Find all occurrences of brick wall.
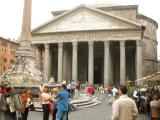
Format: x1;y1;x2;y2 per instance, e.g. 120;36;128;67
0;37;18;75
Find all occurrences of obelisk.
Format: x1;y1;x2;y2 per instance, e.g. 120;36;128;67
21;0;31;41
16;0;34;58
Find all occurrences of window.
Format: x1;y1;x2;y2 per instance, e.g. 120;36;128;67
4;58;7;62
10;59;14;63
4;48;6;53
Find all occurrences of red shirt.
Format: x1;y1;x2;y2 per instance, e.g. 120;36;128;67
0;89;7;94
87;87;93;94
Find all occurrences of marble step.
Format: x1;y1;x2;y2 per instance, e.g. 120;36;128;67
74;97;98;106
79;100;101;108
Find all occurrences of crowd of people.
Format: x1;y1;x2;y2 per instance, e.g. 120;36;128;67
0;81;35;120
0;80;70;120
97;84;160;120
1;79;160;120
132;85;160;120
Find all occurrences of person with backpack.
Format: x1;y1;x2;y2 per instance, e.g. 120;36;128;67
133;89;141;112
3;86;17;120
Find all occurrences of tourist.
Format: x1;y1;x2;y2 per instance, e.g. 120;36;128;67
51;88;59;120
108;86;113;104
150;95;160;119
150;95;160;108
99;84;104;94
0;81;7;94
112;85;138;120
56;84;69;120
3;86;17;120
0;81;7;120
75;81;80;99
41;84;52;120
87;85;94;101
19;88;35;120
66;81;71;96
70;80;75;99
133;88;141;112
61;80;67;85
112;86;118;98
146;93;152;116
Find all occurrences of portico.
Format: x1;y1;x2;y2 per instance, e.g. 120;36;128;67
35;39;141;85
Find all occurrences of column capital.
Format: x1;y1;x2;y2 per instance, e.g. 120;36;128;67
88;41;94;46
136;40;142;46
120;41;125;47
58;43;63;48
72;42;78;47
37;44;43;49
44;44;49;49
104;41;110;47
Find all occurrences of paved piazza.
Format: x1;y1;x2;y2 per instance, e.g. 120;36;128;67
28;94;149;120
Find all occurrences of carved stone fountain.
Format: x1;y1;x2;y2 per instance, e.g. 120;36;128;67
1;0;43;87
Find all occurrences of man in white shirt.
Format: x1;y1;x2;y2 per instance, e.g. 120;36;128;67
112;85;138;120
150;95;160;108
112;86;118;98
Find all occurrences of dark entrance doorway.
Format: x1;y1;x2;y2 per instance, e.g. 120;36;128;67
94;42;104;84
94;58;103;84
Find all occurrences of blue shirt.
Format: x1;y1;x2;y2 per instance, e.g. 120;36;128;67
56;89;69;111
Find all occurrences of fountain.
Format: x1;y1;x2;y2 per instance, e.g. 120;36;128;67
0;0;43;94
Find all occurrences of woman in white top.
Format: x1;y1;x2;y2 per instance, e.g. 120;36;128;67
41;85;52;120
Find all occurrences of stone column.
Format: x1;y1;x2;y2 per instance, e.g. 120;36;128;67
88;41;94;85
44;44;50;82
136;40;143;85
120;41;126;85
104;41;110;85
72;42;78;81
58;43;63;82
36;45;42;71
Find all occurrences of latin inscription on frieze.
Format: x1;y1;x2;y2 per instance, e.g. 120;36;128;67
32;31;141;44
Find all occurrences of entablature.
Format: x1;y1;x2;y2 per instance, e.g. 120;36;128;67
31;30;142;44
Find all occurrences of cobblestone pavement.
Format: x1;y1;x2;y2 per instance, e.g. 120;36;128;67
28;94;150;120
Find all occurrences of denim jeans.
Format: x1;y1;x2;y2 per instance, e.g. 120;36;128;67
70;89;74;99
56;110;68;120
88;94;92;101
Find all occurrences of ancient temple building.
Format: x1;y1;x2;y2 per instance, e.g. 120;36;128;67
31;4;158;85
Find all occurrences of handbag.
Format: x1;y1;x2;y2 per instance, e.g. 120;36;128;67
29;104;35;111
52;102;56;113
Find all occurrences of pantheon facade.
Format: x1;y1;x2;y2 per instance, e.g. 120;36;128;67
31;4;158;85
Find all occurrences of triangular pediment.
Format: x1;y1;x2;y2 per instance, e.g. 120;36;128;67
32;5;141;34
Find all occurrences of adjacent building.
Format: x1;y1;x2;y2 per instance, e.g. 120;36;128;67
158;60;160;71
0;37;18;75
31;4;158;85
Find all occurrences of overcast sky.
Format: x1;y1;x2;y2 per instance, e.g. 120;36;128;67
0;0;159;58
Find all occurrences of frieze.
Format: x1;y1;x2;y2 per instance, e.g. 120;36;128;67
31;31;141;44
